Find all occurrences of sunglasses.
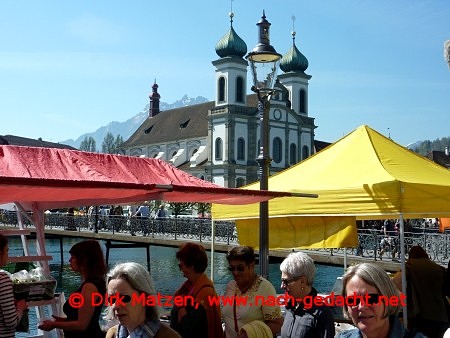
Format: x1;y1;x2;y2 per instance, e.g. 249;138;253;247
347;293;381;307
281;276;302;286
107;294;132;305
228;265;246;272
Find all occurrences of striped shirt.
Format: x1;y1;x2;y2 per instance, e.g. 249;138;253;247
0;270;21;338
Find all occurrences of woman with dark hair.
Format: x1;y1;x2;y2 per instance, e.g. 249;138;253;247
40;239;107;338
170;242;222;338
0;234;28;338
222;246;282;338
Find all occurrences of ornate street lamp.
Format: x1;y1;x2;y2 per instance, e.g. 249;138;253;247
246;11;281;278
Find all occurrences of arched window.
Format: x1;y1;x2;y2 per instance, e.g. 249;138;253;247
215;138;223;160
237;137;245;161
236;77;244;103
236;177;246;188
218;77;226;102
302;145;309;160
273;137;282;163
299;89;306;113
289;143;297;165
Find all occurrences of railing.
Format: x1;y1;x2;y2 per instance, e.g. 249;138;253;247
0;211;238;245
306;228;450;265
1;211;448;263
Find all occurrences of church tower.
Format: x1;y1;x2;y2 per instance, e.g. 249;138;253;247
212;12;248;106
209;12;259;187
277;25;315;161
149;81;161;117
278;30;311;116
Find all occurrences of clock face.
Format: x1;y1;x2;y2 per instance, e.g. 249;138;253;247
273;109;282;121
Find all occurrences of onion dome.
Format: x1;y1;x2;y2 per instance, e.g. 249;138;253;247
280;31;308;73
215;12;247;58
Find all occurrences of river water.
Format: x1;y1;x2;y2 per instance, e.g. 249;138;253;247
10;237;344;337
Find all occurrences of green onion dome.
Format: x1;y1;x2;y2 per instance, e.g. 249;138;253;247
280;31;308;73
215;12;247;58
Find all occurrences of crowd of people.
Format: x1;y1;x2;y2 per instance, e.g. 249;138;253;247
1;235;450;337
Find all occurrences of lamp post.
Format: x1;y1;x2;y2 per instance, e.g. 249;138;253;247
246;11;281;278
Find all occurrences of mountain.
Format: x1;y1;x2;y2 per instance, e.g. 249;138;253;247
60;95;209;149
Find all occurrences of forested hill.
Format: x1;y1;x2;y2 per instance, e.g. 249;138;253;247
411;136;450;155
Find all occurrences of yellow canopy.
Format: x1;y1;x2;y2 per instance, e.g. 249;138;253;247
212;125;450;249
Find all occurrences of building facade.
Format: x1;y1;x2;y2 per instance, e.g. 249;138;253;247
120;13;317;188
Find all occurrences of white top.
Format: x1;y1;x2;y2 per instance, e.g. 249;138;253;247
222;276;281;338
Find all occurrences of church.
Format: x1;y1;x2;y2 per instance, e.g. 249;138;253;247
120;12;322;188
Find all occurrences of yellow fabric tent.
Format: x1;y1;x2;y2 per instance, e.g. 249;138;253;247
212;125;450;249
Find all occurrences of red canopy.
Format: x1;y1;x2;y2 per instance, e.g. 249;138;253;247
0;145;291;210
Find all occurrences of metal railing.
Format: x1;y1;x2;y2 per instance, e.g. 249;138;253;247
0;211;238;245
307;228;450;265
1;211;448;263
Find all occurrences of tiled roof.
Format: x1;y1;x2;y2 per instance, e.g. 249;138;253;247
122;94;259;148
122;101;214;148
0;135;77;150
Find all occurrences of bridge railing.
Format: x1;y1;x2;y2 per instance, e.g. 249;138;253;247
306;228;450;264
0;211;238;245
1;211;448;262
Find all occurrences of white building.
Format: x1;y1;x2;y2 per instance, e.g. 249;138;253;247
121;13;320;188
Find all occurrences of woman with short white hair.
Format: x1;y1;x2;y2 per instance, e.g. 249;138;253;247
279;251;335;337
105;262;180;338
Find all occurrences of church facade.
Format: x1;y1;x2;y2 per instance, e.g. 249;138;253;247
120;13;317;188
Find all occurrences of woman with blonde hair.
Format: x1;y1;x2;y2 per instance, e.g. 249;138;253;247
336;262;425;338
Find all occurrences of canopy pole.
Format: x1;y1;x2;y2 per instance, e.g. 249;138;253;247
343;248;347;271
399;214;407;328
210;219;215;282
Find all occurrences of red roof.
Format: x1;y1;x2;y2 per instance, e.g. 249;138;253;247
0;145;290;210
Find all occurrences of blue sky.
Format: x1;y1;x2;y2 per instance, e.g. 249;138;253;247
1;0;449;147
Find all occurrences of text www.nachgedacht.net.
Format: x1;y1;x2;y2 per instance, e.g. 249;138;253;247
68;291;406;310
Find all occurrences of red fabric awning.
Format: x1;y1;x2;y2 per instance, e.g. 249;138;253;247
0;145;291;210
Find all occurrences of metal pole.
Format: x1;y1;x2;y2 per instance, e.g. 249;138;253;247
211;219;215;282
399;214;408;328
257;95;270;279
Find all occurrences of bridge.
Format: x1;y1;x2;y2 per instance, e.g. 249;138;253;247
1;211;449;272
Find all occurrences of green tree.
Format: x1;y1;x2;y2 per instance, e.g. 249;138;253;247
114;135;124;152
102;132;115;154
169;202;196;217
79;136;96;152
413;136;450;156
196;203;211;218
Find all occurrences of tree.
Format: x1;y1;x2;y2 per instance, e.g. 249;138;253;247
102;132;116;154
196;203;211;218
413;137;450;156
114;135;124;152
79;136;97;152
168;202;196;218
